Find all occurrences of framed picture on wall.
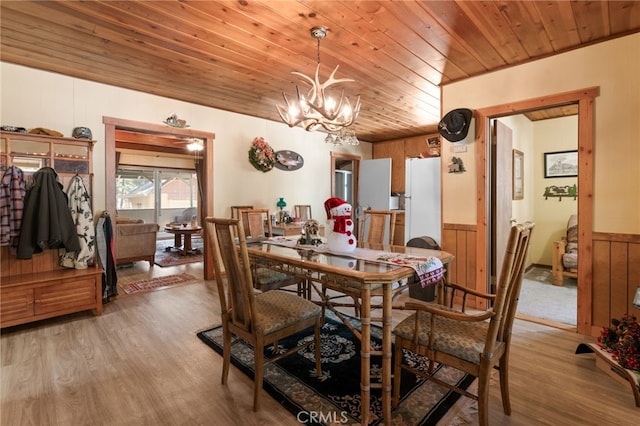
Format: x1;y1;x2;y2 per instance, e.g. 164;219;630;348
544;150;578;178
512;149;524;200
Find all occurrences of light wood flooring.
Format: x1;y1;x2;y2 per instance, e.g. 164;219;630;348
1;261;638;425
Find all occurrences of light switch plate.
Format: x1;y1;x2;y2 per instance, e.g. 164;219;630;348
453;142;467;153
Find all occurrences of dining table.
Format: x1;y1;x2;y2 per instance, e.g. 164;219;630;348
266;222;326;237
163;225;202;255
245;237;454;425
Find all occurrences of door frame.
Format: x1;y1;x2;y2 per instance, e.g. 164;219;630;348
474;87;598;335
103;117;215;279
331;151;361;233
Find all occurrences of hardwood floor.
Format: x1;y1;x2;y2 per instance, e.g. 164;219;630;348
1;261;638;425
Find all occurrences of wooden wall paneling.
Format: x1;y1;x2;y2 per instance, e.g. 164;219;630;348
610;242;629;321
628;243;640;313
592;240;611;328
442;228;458;284
441;225;480;308
455;230;468;289
404;136;428;157
466;228;480;308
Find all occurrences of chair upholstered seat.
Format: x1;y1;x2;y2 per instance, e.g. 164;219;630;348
393;310;491;365
254;290;322;334
254;267;300;291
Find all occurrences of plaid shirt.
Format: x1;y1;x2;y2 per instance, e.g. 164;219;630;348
0;166;26;247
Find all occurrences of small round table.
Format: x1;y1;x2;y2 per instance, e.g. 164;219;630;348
164;225;202;256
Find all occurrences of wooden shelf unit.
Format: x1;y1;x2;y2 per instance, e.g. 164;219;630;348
0;131;102;328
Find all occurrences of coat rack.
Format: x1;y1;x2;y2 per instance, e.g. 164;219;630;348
544;184;577;201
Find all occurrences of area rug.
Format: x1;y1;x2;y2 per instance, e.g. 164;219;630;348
197;312;474;425
121;273;197;294
154;238;203;267
517;266;577;325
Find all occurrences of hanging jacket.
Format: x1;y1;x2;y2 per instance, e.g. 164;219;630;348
17;167;80;259
60;175;95;269
96;212;118;300
0;166;26;249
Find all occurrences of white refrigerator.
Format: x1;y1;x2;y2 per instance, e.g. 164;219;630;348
358;158;393;242
405;157;441;245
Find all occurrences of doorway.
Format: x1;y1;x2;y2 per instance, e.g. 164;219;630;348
490;114;578;328
476;87;597;334
331;151;360;229
103;117;215;279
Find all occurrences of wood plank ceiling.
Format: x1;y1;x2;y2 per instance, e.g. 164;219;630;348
1;1;639;143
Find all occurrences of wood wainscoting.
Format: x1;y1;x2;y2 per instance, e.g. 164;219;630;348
592;232;640;336
442;224;640;336
441;223;481;307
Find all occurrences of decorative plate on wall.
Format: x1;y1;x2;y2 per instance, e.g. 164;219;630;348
274;150;304;171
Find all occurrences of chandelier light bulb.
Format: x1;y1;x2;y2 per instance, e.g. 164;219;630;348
275;26;361;134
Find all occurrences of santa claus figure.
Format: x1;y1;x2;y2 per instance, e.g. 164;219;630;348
324;197;357;253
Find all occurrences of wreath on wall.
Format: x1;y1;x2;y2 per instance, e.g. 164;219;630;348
248;137;275;172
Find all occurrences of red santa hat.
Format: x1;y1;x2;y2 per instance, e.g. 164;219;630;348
324;197;348;219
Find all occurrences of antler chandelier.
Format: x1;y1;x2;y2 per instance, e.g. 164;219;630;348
276;26;361;134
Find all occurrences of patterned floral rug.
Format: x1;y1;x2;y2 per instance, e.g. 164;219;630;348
121;273;197;294
154;238;203;267
197;311;474;425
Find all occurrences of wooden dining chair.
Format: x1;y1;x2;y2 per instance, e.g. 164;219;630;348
230;205;254;219
238;208;309;297
238;208;270;240
320;209;398;317
358;209;397;244
392;222;535;426
205;217;322;411
294;205;312;221
321;208;399;316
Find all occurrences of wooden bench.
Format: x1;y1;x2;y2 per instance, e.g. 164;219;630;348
1;246;103;328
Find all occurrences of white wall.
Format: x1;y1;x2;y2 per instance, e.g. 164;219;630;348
441;33;640;234
533;116;579;265
493;115;579;265
1;63;371;221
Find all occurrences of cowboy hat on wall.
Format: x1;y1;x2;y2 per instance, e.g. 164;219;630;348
438;108;474;142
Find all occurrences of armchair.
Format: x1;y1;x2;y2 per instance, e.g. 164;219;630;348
115;217;159;267
392;222;535;426
552;214;578;286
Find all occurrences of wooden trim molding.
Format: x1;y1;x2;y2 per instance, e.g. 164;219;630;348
593;232;640;243
474;87;599;335
443;223;477;232
103;116;216;279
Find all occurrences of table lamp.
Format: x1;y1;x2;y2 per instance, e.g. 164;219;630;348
276;197;287;223
634;286;640;309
